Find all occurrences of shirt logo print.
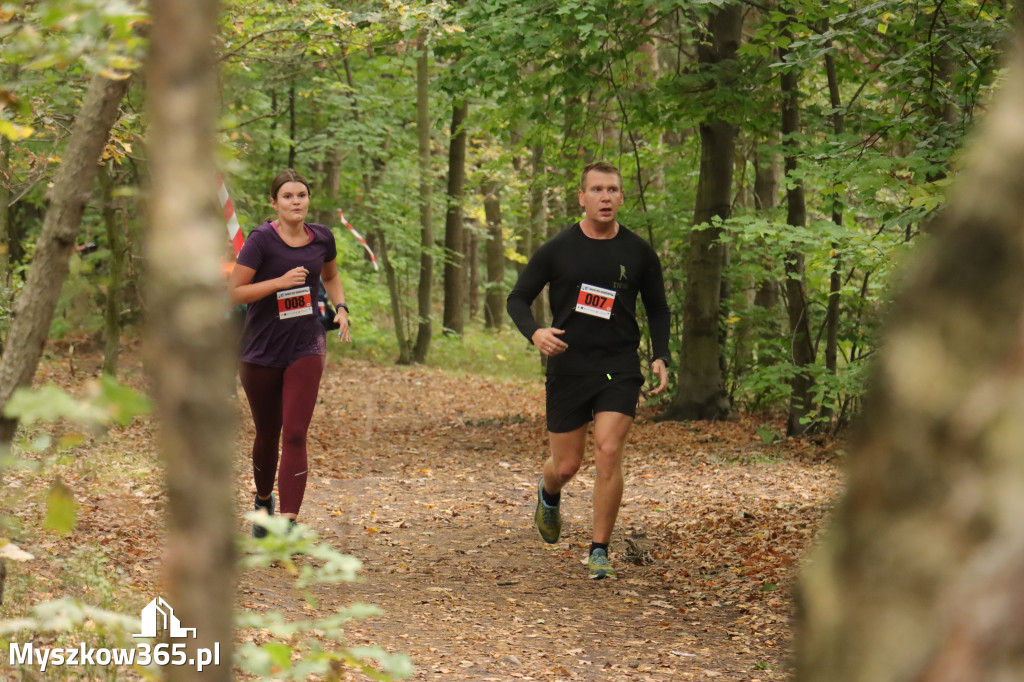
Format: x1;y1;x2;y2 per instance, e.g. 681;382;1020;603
619;265;627;280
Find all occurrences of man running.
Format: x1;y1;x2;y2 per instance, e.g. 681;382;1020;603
507;160;671;580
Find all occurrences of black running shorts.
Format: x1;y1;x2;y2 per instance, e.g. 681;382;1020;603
545;372;644;433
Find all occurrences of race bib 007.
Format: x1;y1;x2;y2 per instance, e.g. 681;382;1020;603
575;283;616;319
277;286;313;319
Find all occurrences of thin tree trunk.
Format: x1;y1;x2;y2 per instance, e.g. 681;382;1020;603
527;143;548;330
287;82;297;169
0;134;10;357
316;146;342;226
99;162;125;376
442;100;468;336
752;145;783;381
340;54;408;362
662;4;741;422
822;33;844;425
0;73;130;445
413;39;433;363
269;90;278;165
0;135;9;291
467;227;480;320
145;0;235;677
376;229;411;363
561;97;583;225
483;179;504;328
780;21;816;437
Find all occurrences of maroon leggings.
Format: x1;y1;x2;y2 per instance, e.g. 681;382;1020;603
239;355;325;515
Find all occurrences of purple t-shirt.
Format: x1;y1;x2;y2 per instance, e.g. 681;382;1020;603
236;221;338;367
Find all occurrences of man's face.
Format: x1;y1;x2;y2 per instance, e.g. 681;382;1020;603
578;170;624;226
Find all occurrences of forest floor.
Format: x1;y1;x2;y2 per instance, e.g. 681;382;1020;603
7;340;844;681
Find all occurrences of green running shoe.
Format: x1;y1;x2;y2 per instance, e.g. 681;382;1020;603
534;478;561;544
588;548;617;580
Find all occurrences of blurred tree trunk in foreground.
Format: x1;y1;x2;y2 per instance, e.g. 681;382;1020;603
795;27;1024;682
145;0;235;678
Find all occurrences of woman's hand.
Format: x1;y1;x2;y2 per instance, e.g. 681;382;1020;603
334;309;351;343
276;266;308;289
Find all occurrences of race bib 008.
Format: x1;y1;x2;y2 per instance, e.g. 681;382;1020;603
277;286;313;319
575;283;616;319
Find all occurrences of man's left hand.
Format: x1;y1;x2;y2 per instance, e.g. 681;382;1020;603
650;359;668;395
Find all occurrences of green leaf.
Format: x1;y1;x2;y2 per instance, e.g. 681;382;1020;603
262;641;294;669
96;375;152;425
0;119;34;140
4;385;105;424
44;478;78;534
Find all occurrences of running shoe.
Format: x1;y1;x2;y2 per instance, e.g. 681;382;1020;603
253;493;274;539
588;548;617;580
534;477;562;544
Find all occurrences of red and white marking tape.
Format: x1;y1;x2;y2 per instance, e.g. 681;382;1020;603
217;173;245;256
338;209;379;271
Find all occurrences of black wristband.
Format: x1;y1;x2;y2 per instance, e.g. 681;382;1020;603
653;355;669;367
335;302;349;313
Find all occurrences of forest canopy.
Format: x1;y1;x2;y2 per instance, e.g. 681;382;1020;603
0;0;1013;431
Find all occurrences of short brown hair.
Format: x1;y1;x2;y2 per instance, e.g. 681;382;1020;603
580;161;622;190
270;169;311;201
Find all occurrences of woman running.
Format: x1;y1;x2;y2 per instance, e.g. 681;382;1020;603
228;169;351;536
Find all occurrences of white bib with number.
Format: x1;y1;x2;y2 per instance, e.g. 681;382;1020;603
575;283;616;319
277;286;313;319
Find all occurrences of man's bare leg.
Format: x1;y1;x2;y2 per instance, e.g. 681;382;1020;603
543;424;587;495
591;411;634;544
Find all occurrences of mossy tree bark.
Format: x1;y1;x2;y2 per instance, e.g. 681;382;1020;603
795;29;1024;682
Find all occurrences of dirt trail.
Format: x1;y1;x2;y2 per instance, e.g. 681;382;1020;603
237;359;842;681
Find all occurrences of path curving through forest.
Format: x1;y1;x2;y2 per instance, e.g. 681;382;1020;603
236;359;842;681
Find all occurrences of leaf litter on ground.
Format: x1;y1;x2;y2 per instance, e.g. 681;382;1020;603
7;340;844;680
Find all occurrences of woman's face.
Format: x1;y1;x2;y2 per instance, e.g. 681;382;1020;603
271;181;310;223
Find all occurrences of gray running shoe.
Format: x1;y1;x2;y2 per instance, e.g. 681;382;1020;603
534;478;561;544
588;548;617;580
253;493;274;539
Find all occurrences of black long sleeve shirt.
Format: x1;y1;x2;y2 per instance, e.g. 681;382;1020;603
507;223;671;375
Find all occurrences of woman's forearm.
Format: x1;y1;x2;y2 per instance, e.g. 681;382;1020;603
229;277;282;305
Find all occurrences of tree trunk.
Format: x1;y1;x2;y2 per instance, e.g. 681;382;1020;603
287;82;297;169
795;28;1024;681
752;142;783;372
0;134;10;357
661;5;741;422
822;34;845;426
375;229;411;364
442;100;468;336
316;146;342;226
145;0;235;677
0;135;9;292
0;73;130;444
269;90;278;166
340;54;409;363
780;23;816;437
483;179;504;329
413;40;433;363
527;143;548;330
467;226;480;320
99;162;125;376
